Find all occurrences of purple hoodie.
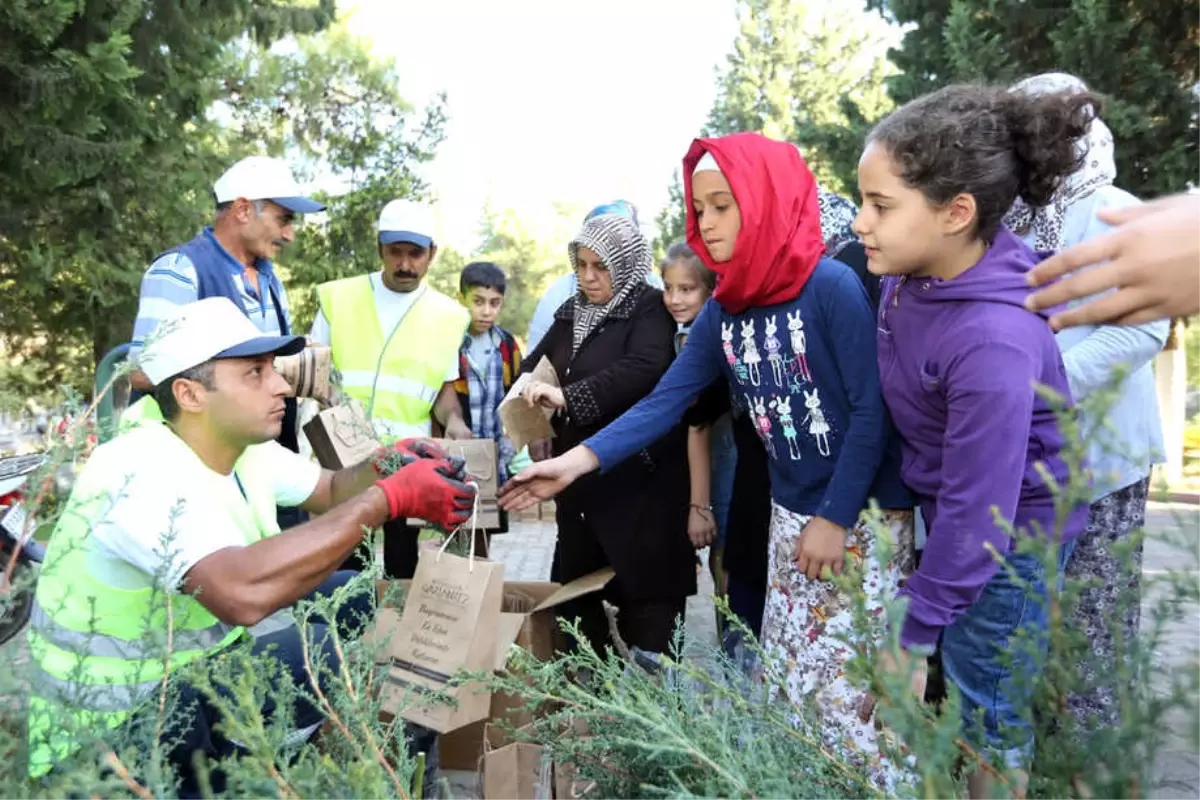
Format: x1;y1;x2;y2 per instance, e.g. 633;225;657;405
877;228;1088;650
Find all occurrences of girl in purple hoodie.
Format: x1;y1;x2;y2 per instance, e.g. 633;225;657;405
854;84;1093;797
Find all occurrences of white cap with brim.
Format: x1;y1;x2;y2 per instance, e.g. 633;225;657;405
377;198;435;249
139;297;306;386
213;156;326;215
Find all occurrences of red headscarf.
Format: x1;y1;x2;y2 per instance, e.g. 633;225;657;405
683;133;825;314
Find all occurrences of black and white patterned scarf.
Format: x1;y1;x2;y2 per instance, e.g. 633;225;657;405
817;189;859;257
567;213;652;354
1003;72;1117;251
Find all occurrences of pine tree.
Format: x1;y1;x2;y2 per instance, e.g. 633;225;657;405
868;0;1199;198
0;3;445;403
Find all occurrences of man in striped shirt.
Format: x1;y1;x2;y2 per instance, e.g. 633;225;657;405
129;156;324;395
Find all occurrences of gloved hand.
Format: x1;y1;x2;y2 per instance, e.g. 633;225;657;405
372;438;460;476
391;438;451;462
375;457;477;531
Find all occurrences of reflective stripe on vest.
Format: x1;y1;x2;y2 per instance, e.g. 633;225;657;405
27;397;280;777
337;371;440;406
248;608;297;639
316;276;467;430
30;664;161;712
30;600;236;659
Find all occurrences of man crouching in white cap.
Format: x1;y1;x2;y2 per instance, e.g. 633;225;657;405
27;298;474;796
310;198;471;580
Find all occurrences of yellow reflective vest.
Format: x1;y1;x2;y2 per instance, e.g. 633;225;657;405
26;398;280;776
316;276;468;438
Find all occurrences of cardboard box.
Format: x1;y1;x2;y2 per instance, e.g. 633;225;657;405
411;438;499;529
378;568;616;768
303;403;379;470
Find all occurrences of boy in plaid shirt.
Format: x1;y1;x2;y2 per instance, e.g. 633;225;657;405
453;262;522;528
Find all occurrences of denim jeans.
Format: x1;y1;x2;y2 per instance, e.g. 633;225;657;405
940;542;1074;770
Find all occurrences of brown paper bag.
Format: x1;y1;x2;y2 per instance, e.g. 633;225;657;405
483;739;553;800
377;540;505;733
499;356;560;451
411;438;499;529
552;717;596;799
302;403;379;470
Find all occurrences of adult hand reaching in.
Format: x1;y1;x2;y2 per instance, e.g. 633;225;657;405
522;380;566;411
1025;192;1200;329
443;416;473;441
498;446;600;512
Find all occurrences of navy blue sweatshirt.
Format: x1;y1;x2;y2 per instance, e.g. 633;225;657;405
586;257;910;527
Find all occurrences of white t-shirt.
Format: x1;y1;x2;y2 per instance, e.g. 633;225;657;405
310;274;459;384
85;425;322;592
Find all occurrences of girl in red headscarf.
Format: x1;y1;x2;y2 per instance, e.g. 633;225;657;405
501;133;914;792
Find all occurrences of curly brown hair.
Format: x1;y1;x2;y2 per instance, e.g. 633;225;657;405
867;83;1102;241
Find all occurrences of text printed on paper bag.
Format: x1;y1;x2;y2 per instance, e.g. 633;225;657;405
405;578;475;671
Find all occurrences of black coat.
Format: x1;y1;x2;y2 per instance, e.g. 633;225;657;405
523;286;695;602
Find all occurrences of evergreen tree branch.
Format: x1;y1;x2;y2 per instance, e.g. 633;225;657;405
298;625;409;799
101;747;154;800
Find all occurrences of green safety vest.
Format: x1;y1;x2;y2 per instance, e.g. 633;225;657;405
316;276;468;437
26;398;282;776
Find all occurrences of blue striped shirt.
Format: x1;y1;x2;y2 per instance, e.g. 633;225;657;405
130;229;291;357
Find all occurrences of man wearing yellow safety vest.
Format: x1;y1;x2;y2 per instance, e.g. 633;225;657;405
310;198;472;579
27;298;475;796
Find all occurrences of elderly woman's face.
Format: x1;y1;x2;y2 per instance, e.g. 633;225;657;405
574;246;614;304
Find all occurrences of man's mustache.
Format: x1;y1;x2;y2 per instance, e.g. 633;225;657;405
393;270;419;280
272;239;290;248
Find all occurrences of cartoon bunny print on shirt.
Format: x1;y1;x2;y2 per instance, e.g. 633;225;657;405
769;394;802;460
741;320;762;387
723;321;749;384
747;393;777;458
801;388;832;456
764;315;785;387
786;311;812;383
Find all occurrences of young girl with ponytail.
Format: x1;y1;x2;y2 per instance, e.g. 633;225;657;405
855;84;1095;797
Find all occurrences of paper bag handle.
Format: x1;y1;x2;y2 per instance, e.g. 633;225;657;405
437;480;481;571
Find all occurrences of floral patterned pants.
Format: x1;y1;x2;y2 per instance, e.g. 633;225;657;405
760;503;916;793
1065;478;1149;727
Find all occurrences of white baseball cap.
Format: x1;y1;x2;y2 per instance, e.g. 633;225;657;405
140;298;305;386
377;198;435;248
213;156;325;214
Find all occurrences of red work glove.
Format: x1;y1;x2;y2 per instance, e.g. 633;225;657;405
392;438;450;461
375;457;477;531
373;438;456;475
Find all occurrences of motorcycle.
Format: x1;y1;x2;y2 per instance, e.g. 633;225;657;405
0;454;49;645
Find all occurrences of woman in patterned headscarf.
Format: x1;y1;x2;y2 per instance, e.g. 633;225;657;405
519;213;694;655
816;187;882;309
1004;72;1169;730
